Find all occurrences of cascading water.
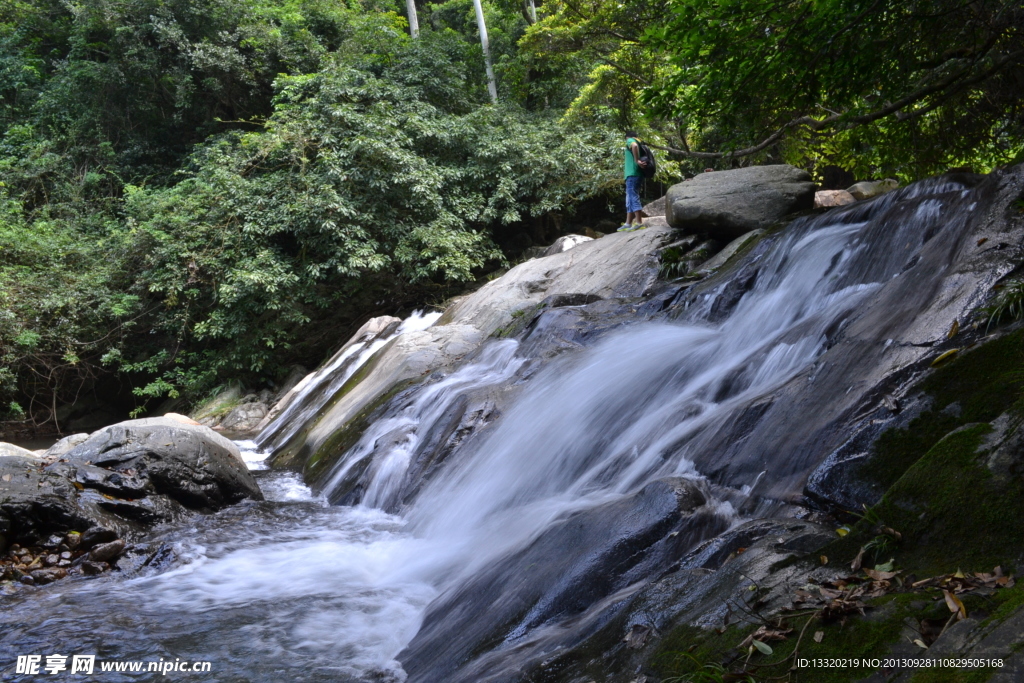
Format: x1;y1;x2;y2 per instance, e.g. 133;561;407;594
0;174;1002;683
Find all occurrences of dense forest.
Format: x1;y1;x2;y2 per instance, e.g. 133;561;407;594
1;0;1021;433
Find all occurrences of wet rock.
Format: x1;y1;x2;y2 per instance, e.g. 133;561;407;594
400;478;722;682
274;324;488;478
80;560;109;575
255;316;403;444
79;526;118;550
89;539;125;563
693;230;764;277
665;165;815;241
0;455;99;545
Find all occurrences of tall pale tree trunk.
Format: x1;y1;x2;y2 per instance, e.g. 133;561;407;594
525;0;537;24
472;0;498;102
406;0;420;37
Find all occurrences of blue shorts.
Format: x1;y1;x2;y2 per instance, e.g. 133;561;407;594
625;175;643;213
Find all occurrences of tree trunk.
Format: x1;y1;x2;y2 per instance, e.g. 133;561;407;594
524;0;537;24
406;0;420;37
472;0;498;102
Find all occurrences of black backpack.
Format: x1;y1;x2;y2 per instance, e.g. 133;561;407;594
636;140;657;179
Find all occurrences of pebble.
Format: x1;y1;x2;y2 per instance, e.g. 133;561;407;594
89;539;125;563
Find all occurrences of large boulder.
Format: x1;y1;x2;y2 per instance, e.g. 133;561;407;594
58;417;261;511
665;165;816;241
439;226;672;336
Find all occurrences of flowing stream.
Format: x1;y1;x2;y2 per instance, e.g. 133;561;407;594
0;177;987;682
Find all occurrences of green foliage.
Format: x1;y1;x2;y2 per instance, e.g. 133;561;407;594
0;0;623;426
644;0;1024;179
981;280;1024;331
524;0;1024;180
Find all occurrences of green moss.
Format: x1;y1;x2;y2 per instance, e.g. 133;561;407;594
867;422;1024;574
858;329;1024;494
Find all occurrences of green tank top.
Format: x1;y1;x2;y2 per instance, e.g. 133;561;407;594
624;138;642;178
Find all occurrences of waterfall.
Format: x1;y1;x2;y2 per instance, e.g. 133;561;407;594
0;173;1001;683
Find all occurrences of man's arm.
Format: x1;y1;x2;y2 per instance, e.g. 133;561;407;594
631;141;647;167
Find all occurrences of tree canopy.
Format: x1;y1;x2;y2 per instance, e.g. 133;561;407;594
1;0;1022;432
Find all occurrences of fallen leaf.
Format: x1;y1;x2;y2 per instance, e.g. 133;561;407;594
931;349;960;367
864;568;899;581
977;238;988;246
913;639;929;649
813;631;824;643
943;590;967;620
947;320;959;339
752;639;773;655
850;547;866;571
820;555;829;565
1;474;11;482
836;526;850;537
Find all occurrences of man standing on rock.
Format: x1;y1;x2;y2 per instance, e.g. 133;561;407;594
619;130;648;232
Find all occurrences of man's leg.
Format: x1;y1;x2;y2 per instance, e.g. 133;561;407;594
626;176;644;229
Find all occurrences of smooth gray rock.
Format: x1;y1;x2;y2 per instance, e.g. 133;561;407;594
44;433;90;458
62;418;262;510
0;443;41;460
439;226;672;336
665;165;815;241
255;316;402;437
276;324;488;476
